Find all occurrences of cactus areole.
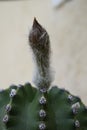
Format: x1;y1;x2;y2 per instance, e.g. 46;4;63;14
0;18;87;130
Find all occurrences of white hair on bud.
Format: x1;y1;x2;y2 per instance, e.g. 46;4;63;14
29;18;53;89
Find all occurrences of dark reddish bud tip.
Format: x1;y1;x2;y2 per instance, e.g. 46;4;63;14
33;18;41;29
29;18;46;44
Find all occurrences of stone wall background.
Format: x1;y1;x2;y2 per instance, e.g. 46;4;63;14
0;0;87;105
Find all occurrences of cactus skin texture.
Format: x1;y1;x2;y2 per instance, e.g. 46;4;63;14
0;83;87;130
0;19;87;130
0;85;17;130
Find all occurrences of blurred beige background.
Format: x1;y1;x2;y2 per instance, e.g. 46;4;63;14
0;0;87;105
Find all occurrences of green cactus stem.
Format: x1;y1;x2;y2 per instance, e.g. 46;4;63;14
0;85;17;130
0;84;87;130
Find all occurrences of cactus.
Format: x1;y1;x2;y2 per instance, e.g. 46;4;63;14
0;18;87;130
